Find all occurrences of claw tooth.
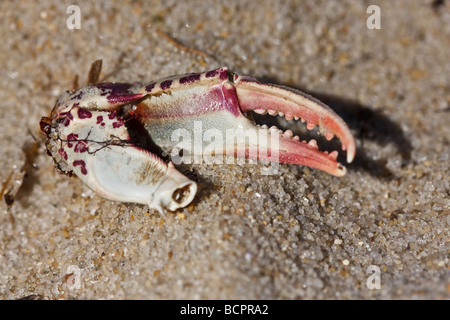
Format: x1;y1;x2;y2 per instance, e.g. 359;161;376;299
285;114;294;120
300;118;306;123
302;140;307;144
268;109;277;116
284;129;293;138
329;150;339;160
254;109;268;115
293;135;300;141
308;139;318;149
325;132;335;141
306;122;316;130
294;116;300;121
278;112;285;117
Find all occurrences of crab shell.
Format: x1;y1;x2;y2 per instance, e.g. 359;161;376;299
40;67;355;213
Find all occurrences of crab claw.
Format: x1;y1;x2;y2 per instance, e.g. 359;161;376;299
135;67;355;177
41;65;357;213
233;75;356;176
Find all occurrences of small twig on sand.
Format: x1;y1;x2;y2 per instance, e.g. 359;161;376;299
86;59;103;85
156;29;212;59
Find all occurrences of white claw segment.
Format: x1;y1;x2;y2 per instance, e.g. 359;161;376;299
84;145;196;213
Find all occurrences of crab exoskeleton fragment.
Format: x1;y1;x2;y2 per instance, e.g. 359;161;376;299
40;67;355;213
